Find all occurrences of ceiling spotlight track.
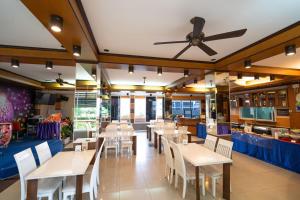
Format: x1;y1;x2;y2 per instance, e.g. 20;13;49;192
157;67;162;76
128;65;134;74
154;16;247;59
11;59;19;68
244;60;252;69
45;61;53;70
73;45;81;57
184;69;189;77
285;44;296;56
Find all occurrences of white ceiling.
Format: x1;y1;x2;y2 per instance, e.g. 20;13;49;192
106;68;183;86
254;48;300;69
0;0;63;49
82;0;300;61
0;62;75;84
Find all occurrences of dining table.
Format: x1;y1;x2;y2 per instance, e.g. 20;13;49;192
26;150;95;200
177;143;233;200
154;130;192;154
73;137;97;150
98;131;137;155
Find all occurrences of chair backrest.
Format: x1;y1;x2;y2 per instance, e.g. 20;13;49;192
169;141;186;178
120;120;128;124
165;122;175;128
216;138;233;158
120;123;129;130
35;141;52;165
178;126;188;134
203;135;218;151
106;124;118;132
149;120;156;125
14;148;37;200
161;136;173;167
157;119;164;123
112;120;119;124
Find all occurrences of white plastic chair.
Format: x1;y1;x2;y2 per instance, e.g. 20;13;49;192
161;136;174;184
178;126;188;134
205;138;233;198
149;119;156;125
14;148;62;200
111;120;119;124
35;141;52;165
169;142;205;198
62;148;100;200
104;136;119;159
203;135;218;151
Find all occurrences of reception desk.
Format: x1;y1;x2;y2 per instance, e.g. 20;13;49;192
177;118;202;135
232;131;300;173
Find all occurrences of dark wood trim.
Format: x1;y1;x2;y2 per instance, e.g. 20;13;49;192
223;163;231;200
132;135;137;155
195;166;200;200
75;59;99;64
74;0;100;54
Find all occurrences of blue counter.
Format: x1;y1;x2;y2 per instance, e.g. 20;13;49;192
232;131;300;173
197;123;207;139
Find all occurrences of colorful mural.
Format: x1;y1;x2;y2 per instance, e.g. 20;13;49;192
0;85;34;123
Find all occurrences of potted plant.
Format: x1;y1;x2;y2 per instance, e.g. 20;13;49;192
61;117;72;144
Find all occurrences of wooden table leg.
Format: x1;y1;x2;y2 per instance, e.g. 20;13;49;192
223;163;231;200
154;132;157;148
75;175;83;200
195;166;200;200
132;135;137;155
149;127;152;142
147;127;149;139
188;134;192;143
27;179;38;200
159;135;162;154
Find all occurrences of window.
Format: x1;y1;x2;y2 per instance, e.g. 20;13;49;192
156;97;163;119
172;100;201;118
134;97;146;122
120;96;130;120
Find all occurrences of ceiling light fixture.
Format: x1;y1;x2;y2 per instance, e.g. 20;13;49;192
157;67;162;76
50;15;63;32
270;74;275;81
128;65;134;74
92;68;96;78
285;45;296;56
194;78;198;84
11;59;19;68
244;60;252;69
73;45;81;57
254;74;259;80
184;69;189;77
237;73;242;79
45;61;53;70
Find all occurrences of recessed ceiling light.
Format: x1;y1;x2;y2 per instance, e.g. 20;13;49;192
157;67;162;76
128;65;134;74
73;45;81;57
11;59;19;68
244;60;252;69
184;69;189;77
211;58;216;62
45;61;53;70
285;45;296;56
50;15;63;33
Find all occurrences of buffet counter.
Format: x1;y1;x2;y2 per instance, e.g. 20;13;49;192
232;131;300;173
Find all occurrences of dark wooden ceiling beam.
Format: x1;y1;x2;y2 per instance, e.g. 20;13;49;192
21;0;98;61
99;53;215;69
0;46;75;66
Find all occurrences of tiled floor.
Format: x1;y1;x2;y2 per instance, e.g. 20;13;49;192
1;131;300;200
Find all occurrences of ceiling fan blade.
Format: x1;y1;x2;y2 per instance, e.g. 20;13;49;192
154;41;189;45
203;28;247;42
173;44;192;59
192;17;205;37
197;43;217;56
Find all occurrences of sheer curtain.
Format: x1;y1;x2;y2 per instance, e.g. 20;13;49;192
134;96;146;123
120;96;130;120
156;97;163;119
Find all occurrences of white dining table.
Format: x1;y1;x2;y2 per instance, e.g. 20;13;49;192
154;130;192;154
99;131;137;155
177;143;233;200
26;150;95;200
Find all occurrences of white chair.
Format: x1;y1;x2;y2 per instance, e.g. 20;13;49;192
169;142;205;198
150;122;164;145
104;136;119;159
205;139;233;198
203;135;218;151
105;124;118;132
35;141;52;165
178;126;188;134
14;148;62;200
149;119;156;125
161;136;174;184
111;120;119;124
62;148;100;200
120;120;128;124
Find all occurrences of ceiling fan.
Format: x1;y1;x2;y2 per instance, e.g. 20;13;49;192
154;17;247;59
55;73;75;86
